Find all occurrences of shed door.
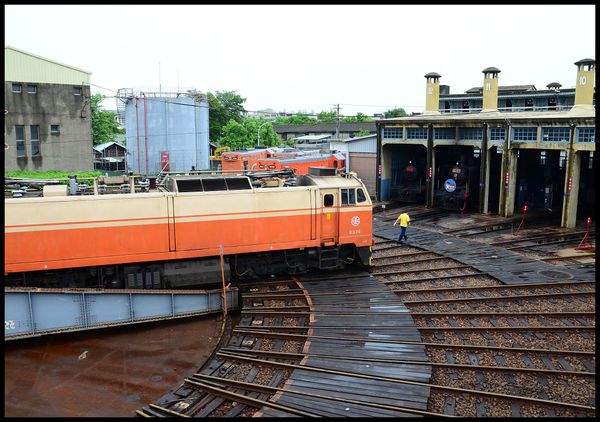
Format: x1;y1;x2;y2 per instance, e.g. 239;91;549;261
321;190;338;246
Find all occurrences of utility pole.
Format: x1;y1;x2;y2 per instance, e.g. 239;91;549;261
334;104;341;140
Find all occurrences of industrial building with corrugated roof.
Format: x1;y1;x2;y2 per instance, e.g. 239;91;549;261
4;45;94;172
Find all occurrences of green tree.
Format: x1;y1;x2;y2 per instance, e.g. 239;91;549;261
274;114;316;125
218;120;247;150
350;129;372;138
317;110;337;123
205;90;246;141
383;107;408;118
343;112;373;122
91;93;123;145
218;118;280;149
245;118;280;147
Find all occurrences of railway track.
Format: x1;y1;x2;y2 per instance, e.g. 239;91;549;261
371;236;595;417
137;225;594;418
137;275;439;417
381;206;596;268
137;278;309;417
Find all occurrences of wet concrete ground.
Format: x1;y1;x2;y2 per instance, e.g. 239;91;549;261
4;314;223;417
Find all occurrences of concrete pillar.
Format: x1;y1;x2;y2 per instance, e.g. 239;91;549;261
478;123;489;213
498;129;509;215
482;147;491;214
561;125;580;228
504;149;518;217
426;124;434;207
376;123;382;201
380;144;394;201
498;125;517;217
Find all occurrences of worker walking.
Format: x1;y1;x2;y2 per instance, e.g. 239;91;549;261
393;211;410;243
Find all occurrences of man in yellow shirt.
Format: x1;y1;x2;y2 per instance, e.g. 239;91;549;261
393;211;410;242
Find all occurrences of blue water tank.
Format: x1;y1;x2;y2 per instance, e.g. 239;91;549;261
125;94;209;175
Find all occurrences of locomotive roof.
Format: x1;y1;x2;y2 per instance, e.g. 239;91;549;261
299;174;363;188
164;175;253;193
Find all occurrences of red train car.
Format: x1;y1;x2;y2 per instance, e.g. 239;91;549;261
220;147;300;173
221;149;268;173
257;152;346;175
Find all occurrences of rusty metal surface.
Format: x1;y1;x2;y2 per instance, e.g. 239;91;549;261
4;314;223;417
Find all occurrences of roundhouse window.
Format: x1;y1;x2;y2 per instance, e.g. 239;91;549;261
577;127;595;143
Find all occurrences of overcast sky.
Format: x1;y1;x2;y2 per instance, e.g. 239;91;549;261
5;4;596;116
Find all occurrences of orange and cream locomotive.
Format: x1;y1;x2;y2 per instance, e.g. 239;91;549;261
5;169;372;289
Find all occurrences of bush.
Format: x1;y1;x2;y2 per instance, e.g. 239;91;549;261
5;170;103;185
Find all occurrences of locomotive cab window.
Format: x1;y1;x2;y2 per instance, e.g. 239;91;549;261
341;188;356;206
323;194;334;207
357;188;367;203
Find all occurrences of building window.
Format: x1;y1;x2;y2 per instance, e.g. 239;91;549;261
577;127;595;143
27;84;38;94
383;127;403;139
539;151;546;165
50;124;60;135
512;127;537;142
15;125;26;157
30;125;40;156
12;83;22;93
459;127;482;140
489;128;506;141
542;127;570;142
589;152;594;169
434;127;455;140
406;127;428;140
73;86;83;96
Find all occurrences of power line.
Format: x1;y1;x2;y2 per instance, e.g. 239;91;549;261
89;83;118;93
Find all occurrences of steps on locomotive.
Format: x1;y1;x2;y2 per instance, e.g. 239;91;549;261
317;247;340;269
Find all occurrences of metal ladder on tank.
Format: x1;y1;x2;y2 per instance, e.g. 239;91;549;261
115;88;133;127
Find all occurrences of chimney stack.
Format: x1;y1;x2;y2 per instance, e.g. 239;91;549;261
481;67;501;112
424;72;441;115
572;58;595;111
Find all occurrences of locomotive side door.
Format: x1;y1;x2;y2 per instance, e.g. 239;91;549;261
320;189;338;246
